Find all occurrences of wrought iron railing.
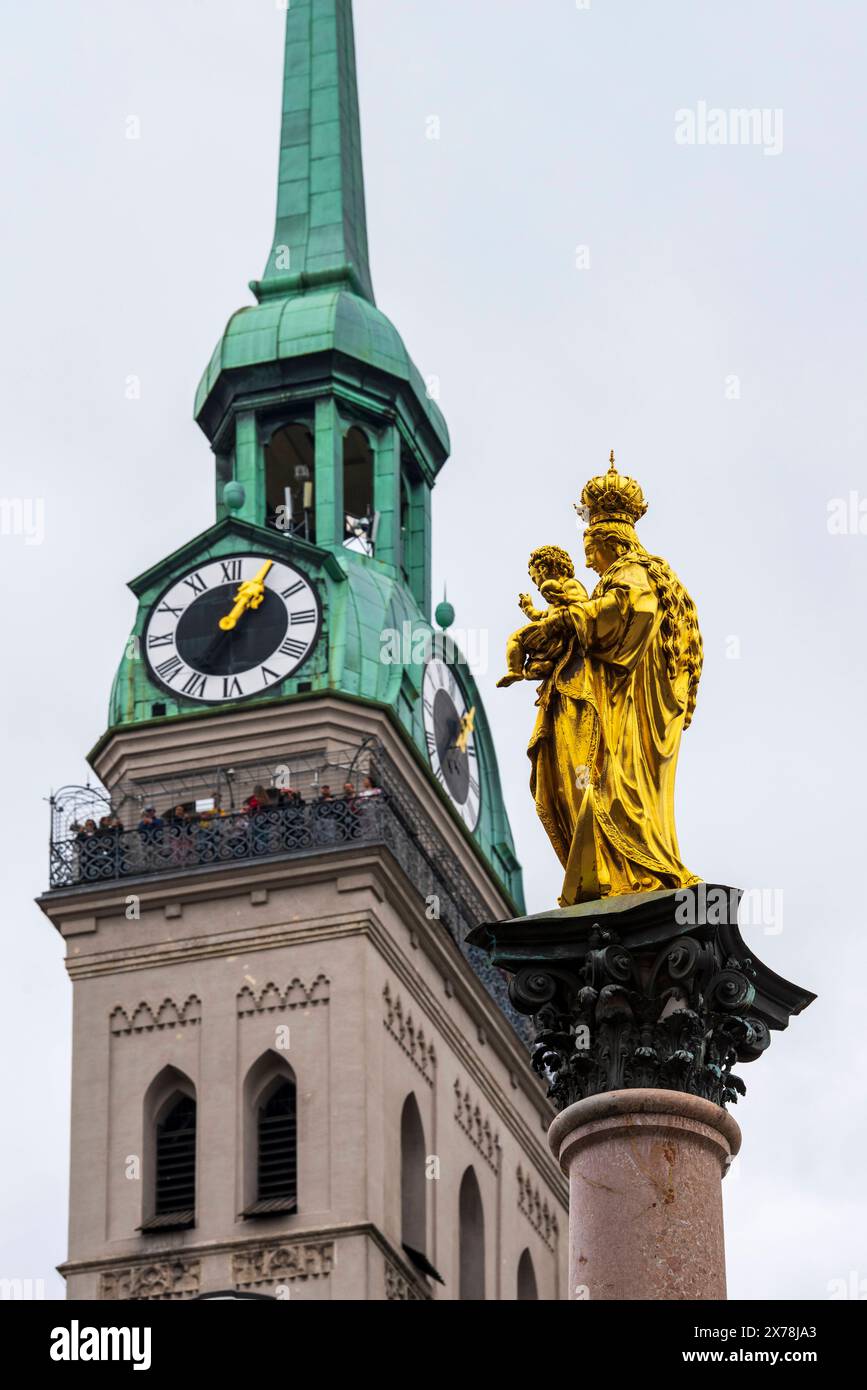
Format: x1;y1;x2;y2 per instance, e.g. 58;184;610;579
47;748;531;1043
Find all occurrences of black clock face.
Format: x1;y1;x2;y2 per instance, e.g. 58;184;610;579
175;587;288;676
422;659;481;831
143;555;320;704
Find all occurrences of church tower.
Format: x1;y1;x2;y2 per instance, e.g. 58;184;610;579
40;0;567;1301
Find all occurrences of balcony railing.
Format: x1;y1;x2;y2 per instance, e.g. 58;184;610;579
57;798;388;887
46;744;531;1044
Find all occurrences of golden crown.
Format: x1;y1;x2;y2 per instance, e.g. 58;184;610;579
579;450;648;527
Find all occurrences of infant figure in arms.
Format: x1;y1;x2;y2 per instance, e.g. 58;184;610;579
497;552;588;688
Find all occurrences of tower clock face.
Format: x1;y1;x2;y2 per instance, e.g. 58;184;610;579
143;554;320;704
422;659;481;831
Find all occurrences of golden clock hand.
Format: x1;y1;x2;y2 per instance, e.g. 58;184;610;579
455;705;476;753
218;560;274;631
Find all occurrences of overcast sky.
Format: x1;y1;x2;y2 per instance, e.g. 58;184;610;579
1;0;865;1301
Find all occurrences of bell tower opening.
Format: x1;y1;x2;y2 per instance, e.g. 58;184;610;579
265;423;316;540
343;425;375;555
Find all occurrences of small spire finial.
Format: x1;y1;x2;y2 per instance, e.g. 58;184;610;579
609;449;616;472
435;584;455;631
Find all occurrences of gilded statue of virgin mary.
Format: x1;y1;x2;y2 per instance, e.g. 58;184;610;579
499;454;703;907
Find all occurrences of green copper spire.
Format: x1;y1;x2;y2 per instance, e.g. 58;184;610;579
108;0;523;913
253;0;375;304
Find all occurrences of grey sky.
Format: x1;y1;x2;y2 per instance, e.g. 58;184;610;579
1;0;864;1300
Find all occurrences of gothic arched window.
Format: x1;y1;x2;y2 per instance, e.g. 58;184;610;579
265;423;315;539
257;1078;298;1204
517;1247;539;1300
155;1095;197;1217
140;1066;197;1233
138;1061;195;1228
458;1167;485;1300
242;1053;298;1217
343;426;375;555
400;1093;426;1257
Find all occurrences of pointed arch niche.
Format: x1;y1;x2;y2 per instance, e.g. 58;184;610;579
400;1092;427;1258
517;1247;539;1300
141;1064;197;1232
343;424;375;554
458;1166;486;1300
242;1050;298;1218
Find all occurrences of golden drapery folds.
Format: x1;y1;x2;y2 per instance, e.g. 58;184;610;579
501;457;703;907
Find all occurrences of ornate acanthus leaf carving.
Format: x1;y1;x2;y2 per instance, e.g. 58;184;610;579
516;1164;559;1250
468;886;815;1114
232;1240;334;1288
453;1079;501;1173
99;1259;201;1300
383;982;436;1084
237;973;330;1016
110;995;201;1036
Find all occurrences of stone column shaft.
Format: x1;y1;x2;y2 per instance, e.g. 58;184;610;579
548;1088;741;1301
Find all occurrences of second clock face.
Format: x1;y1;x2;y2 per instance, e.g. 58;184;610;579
422;658;481;831
143;554;320;704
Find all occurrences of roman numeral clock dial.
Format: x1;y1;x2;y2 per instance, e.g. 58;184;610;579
422;658;481;832
143;555;321;704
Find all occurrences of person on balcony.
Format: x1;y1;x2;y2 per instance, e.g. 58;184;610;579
358;775;383;801
341;782;360;841
249;785;280;854
71;818;99;882
136;807;164;872
137;807;163;833
195;794;226;861
356;775;385;837
82;815;122;880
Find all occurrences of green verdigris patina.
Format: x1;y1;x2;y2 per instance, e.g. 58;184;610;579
102;0;524;910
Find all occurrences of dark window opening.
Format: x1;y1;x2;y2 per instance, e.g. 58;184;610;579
155;1094;196;1220
401;1095;426;1254
400;472;412;580
257;1079;297;1204
343;426;376;556
459;1167;485;1300
517;1248;539;1300
265;424;315;540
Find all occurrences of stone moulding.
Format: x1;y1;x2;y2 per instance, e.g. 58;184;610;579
467;885;815;1113
237;973;330;1015
110;994;201;1035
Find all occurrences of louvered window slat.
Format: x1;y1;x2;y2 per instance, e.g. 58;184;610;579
155;1095;196;1215
257;1083;297;1202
